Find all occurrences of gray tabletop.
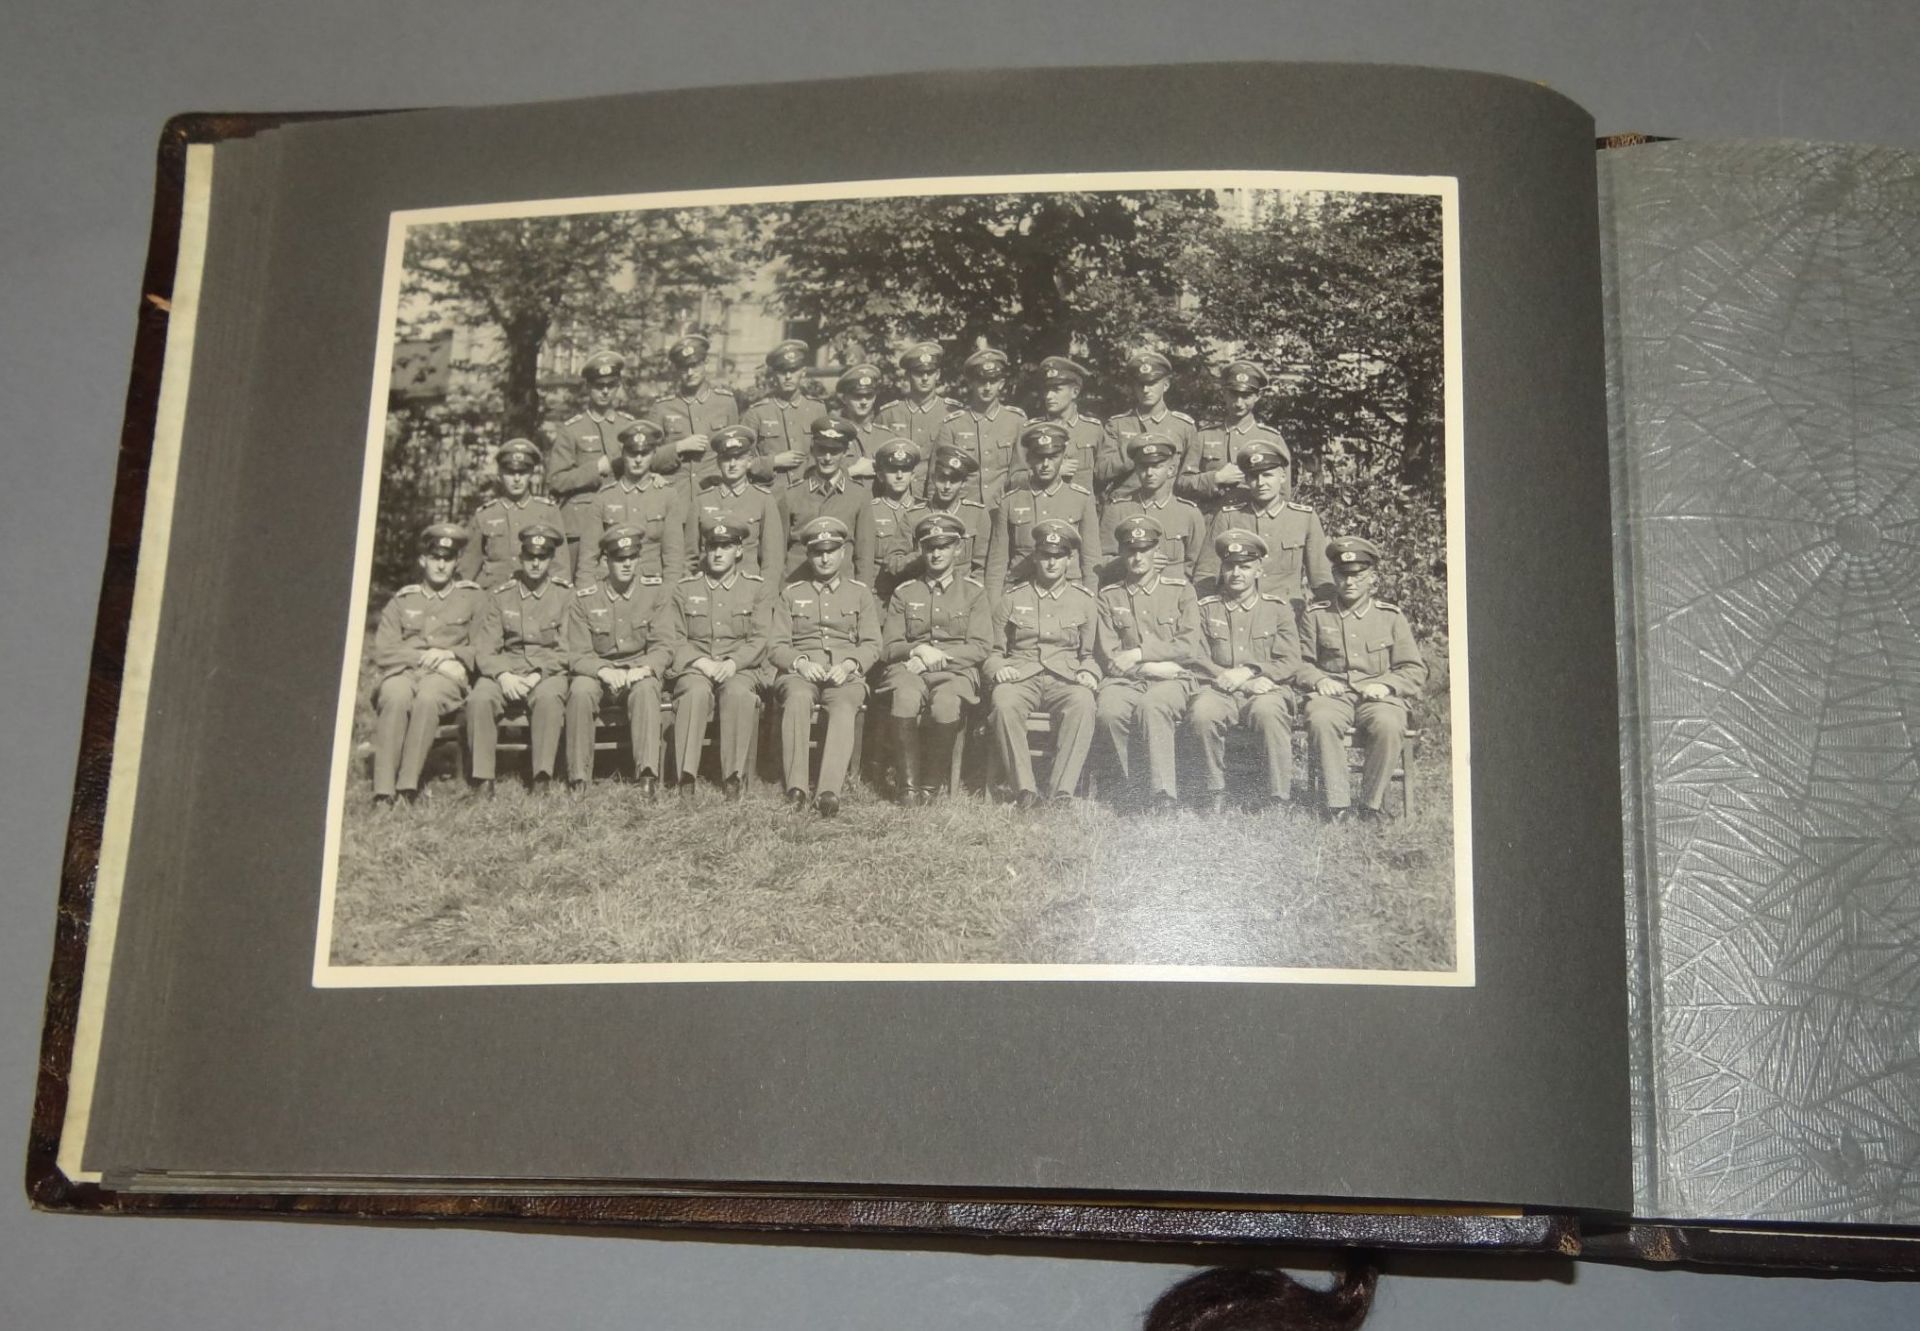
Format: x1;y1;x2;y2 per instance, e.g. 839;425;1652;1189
6;3;1920;1326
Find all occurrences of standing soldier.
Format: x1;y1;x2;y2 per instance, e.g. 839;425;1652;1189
770;516;880;817
919;444;989;577
986;422;1102;599
1198;439;1332;611
1100;434;1208;584
858;437;928;602
1188;530;1304;816
460;438;572;591
468;523;574;795
833;362;898;465
876;341;955;450
690;425;784;580
1094;516;1204;813
777;417;876;579
648;331;742;506
984;519;1102;810
1103;350;1200;504
369;524;485;807
665;518;771;800
880;512;991;804
934;347;1027;506
740;338;824;478
1189;359;1287;510
1299;536;1427;824
576;419;687;585
564;525;673;796
1016;356;1114;496
547;349;639;571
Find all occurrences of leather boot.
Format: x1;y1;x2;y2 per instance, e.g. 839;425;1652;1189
924;719;961;797
893;714;921;805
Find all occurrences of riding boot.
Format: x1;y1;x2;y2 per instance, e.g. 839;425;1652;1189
893;713;921;804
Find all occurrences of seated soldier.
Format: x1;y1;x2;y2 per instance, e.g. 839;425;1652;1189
985;422;1101;600
664;517;770;800
984;518;1102;810
576;418;687;585
1299;535;1427;824
858;437;927;602
564;524;672;796
369;523;485;807
1188;530;1304;816
1100;433;1206;583
770;516;880;817
880;512;991;804
459;438;571;590
468;523;573;794
690;425;784;580
776;416;875;579
1094;515;1204;814
919;444;989;577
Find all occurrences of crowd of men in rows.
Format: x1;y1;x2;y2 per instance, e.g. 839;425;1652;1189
368;335;1429;820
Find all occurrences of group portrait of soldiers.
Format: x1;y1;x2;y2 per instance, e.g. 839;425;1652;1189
368;333;1430;823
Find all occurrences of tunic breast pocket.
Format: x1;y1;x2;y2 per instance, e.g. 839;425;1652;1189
400;608;426;629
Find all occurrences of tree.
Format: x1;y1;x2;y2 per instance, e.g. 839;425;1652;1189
767;192;1222;415
1181;192;1446;489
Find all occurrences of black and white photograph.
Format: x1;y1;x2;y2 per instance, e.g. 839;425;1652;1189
314;169;1470;985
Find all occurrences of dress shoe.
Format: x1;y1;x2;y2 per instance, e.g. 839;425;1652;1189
636;772;658;800
1150;793;1179;816
1014;790;1040;813
815;791;840;818
786;787;811;809
723;774;744;802
371;793;395;810
531;773;553;796
568;779;588;795
468;778;495;799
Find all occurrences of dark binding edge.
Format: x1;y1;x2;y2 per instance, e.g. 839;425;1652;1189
1584;1223;1920;1274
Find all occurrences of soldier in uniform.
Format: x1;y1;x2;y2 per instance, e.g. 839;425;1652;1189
769;516;880;817
880;512;991;804
577;418;687;585
1197;439;1332;610
369;523;486;806
984;518;1102;809
664;518;771;800
1094;515;1204;813
739;338;825;477
1100;434;1208;584
547;349;640;569
1103;350;1200;504
986;422;1102;599
875;341;956;450
1015;355;1113;496
1189;359;1288;510
777;416;876;579
832;361;898;465
564;524;673;796
690;425;784;579
1189;530;1305;816
1299;536;1427;823
460;438;572;590
857;437;928;602
933;347;1027;507
468;523;574;793
647;331;742;508
919;444;989;577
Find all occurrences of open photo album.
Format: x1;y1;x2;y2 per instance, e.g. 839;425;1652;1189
30;62;1920;1270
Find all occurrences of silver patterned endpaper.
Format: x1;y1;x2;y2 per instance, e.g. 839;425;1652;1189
1606;140;1920;1224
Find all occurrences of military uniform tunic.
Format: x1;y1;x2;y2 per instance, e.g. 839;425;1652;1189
564;576;672;782
776;470;877;578
1103;406;1201;500
1189;589;1305;798
689;478;785;579
740;391;828;463
1198;498;1333;607
578;474;689;583
548;408;640;542
933;403;1027;507
1094;573;1204;800
1187;418;1289;509
369;579;487;797
876;393;958;451
881;571;991;723
665;570;771;781
1099;492;1208;583
770;573;881;797
984;579;1102;798
469;576;576;781
985;480;1103;600
460;493;572;590
1010;411;1108;495
648;386;742;509
858;495;929;602
1298;596;1427;812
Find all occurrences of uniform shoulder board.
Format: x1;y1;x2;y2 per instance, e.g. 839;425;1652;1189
1007;404;1028;417
1198;594;1222;607
748;396;780;409
652;392;677;404
1175;497;1204;513
394;584;422;597
941;395;961;409
1259;592;1289;604
1065;582;1096;598
534;494;561;508
564;412;585;423
742;572;765;581
640;575;662;585
941;409;967;423
595;478;621;492
1170;410;1196;424
750;480;774;493
961;498;987;511
849;577;871;589
453;580;480;590
492;580;516;593
616;409;638;421
1067;481;1091;495
1374;600;1402;612
576;584;599;597
1287;500;1314;512
551;577;573;588
1161;575;1189;586
963;576;984;588
476;496;506;510
678;574;702;585
1307;599;1333;611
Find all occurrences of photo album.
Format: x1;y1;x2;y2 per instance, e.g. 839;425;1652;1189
30;63;1920;1270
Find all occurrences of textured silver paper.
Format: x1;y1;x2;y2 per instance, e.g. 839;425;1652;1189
1606;141;1920;1224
